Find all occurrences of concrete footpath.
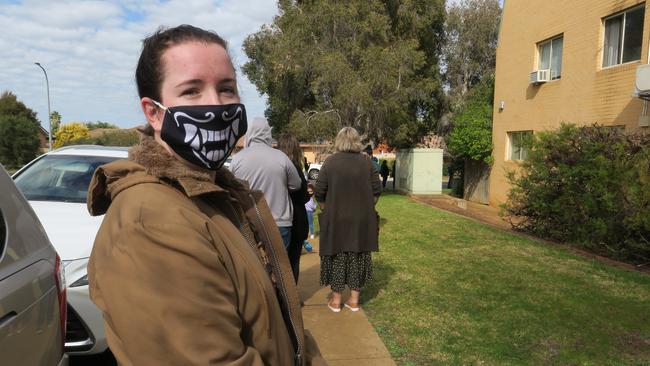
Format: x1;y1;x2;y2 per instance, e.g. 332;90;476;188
298;238;396;366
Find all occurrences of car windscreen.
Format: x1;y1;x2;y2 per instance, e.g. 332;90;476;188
13;155;120;203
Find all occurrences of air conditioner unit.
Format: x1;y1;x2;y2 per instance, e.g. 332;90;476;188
530;69;550;84
635;64;650;100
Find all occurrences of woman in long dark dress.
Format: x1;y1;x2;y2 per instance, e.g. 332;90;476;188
278;134;309;284
315;127;382;312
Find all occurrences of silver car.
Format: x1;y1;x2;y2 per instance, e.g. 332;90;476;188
12;145;128;356
0;164;68;366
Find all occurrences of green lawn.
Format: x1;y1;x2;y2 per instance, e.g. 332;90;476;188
362;193;650;365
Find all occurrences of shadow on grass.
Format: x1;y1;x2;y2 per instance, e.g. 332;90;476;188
362;257;395;305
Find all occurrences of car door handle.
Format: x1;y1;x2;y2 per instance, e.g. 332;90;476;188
0;311;17;327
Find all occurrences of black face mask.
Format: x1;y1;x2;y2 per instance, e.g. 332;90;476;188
153;101;247;170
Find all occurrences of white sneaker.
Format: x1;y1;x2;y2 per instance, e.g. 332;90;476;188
310;234;315;239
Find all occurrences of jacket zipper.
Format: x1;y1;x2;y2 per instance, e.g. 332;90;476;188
248;193;303;366
212;197;257;252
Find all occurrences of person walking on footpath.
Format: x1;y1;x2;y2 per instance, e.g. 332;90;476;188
231;118;302;249
363;144;380;173
305;183;317;241
277;134;310;284
86;25;324;365
315;127;382;313
379;160;390;189
304;156;310;176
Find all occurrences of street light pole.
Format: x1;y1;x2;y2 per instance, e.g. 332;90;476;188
34;62;52;151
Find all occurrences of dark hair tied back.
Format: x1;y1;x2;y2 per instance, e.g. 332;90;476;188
135;25;229;136
136;24;228;101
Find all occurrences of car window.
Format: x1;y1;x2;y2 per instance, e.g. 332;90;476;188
13;155;120;203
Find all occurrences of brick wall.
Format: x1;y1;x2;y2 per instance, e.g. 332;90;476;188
490;0;649;206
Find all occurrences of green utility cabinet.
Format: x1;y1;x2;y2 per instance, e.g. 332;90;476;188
395;148;443;195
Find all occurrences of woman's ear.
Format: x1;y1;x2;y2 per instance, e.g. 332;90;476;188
141;97;164;133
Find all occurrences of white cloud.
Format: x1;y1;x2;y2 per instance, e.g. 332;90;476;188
1;1;123;28
0;0;277;129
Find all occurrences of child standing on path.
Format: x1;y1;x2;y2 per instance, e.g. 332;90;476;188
304;184;317;252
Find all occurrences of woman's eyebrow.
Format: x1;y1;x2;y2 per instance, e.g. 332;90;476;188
175;79;203;88
219;77;237;84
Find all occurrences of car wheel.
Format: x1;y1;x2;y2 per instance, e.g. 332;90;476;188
308;169;319;180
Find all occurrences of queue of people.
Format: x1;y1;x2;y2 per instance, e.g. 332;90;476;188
233;123;383;311
86;23;382;366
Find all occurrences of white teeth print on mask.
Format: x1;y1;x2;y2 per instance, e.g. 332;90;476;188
232;119;239;136
184;124;197;143
158;103;248;170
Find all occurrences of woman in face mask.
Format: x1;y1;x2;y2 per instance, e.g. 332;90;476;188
85;25;324;366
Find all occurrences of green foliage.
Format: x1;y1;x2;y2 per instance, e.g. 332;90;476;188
50;111;61;136
85;121;118;130
0;91;39;121
447;75;494;164
444;0;501;107
243;0;446;147
0;91;41;168
286;109;341;142
53;123;90;148
75;129;139;147
94;129;139;146
0;115;41;168
502;123;650;263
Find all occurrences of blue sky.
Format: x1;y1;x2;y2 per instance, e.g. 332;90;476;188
0;0;502;131
0;0;279;129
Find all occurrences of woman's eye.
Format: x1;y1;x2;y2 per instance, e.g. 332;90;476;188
220;86;236;95
181;88;200;97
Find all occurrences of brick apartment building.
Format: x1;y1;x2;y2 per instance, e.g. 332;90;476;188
490;0;650;205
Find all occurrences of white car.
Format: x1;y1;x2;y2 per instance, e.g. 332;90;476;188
12;145;128;355
307;162;322;180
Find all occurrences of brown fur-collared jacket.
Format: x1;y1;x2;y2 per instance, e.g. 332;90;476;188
87;136;325;366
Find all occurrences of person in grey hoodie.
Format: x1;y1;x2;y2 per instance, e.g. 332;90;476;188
230;117;302;249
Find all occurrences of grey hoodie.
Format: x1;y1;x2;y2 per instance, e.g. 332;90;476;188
230;118;301;227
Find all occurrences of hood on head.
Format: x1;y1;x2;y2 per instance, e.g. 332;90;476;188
245;117;272;148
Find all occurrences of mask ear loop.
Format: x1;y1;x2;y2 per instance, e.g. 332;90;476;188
151;99;169;112
150;99;174;129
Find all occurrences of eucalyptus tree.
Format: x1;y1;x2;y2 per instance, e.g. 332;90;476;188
243;0;445;147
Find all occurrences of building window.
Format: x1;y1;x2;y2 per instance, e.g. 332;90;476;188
603;5;645;67
508;131;533;161
538;36;563;80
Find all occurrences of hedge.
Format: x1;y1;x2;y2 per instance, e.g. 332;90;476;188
501;123;650;264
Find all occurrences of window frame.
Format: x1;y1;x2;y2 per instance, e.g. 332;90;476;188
602;4;646;68
537;34;564;80
507;131;533;161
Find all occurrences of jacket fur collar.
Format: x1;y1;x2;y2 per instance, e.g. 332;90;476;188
129;135;213;184
88;135;247;216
